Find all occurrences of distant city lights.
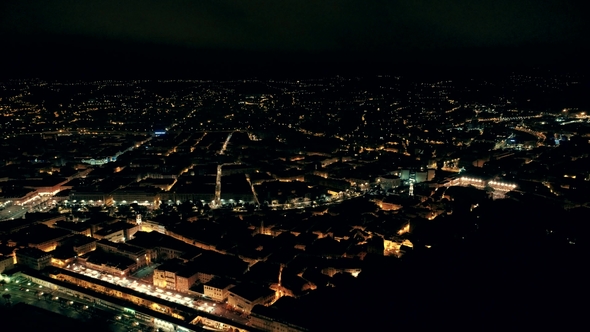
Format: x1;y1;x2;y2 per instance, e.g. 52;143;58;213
458;177;517;190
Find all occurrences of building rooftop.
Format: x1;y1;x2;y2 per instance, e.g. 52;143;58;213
176;264;200;278
192;251;248;279
60;234;97;247
0;218;35;234
97;239;145;255
251;297;311;331
204;277;234;290
15;224;71;246
21;177;68;188
155;260;186;274
126;231;203;259
229;283;274;302
79;251;135;270
16;247;52;259
93;221;135;237
53;221;92;233
51;246;77;260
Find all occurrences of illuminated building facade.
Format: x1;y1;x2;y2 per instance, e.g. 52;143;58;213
203;278;234;302
16;247;52;270
0;255;15;273
228;285;275;314
153;262;199;293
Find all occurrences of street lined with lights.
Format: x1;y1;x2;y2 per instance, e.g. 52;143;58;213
3;275;154;332
64;263;245;322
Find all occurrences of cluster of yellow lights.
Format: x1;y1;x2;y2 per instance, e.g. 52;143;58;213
461;177;483;182
397;223;410;235
460;178;517;188
488;181;517;188
18;194;41;205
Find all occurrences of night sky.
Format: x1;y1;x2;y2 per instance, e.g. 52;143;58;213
2;0;588;78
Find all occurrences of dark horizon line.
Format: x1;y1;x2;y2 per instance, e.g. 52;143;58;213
2;63;588;81
2;42;589;80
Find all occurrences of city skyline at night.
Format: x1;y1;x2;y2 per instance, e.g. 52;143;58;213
1;1;588;331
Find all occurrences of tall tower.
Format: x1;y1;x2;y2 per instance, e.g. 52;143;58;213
275;263;285;300
408;169;416;196
214;164;222;207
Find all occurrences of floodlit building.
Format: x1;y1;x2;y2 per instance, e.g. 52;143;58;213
65;235;97;255
15;247;52;270
398;168;435;183
139;219;167;234
153;260;199;293
228;284;275;314
0;254;15;273
28;228;72;252
93;221;140;243
203;278;234;302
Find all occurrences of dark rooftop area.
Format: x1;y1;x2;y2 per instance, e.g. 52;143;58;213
0;303;101;332
229;283;275;302
16;246;52;259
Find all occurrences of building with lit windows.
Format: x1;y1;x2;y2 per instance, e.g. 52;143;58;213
203;278;234;302
153;260;199;293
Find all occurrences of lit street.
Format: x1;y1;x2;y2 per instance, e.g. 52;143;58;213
64;263;250;326
2;276;147;332
1;5;588;329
